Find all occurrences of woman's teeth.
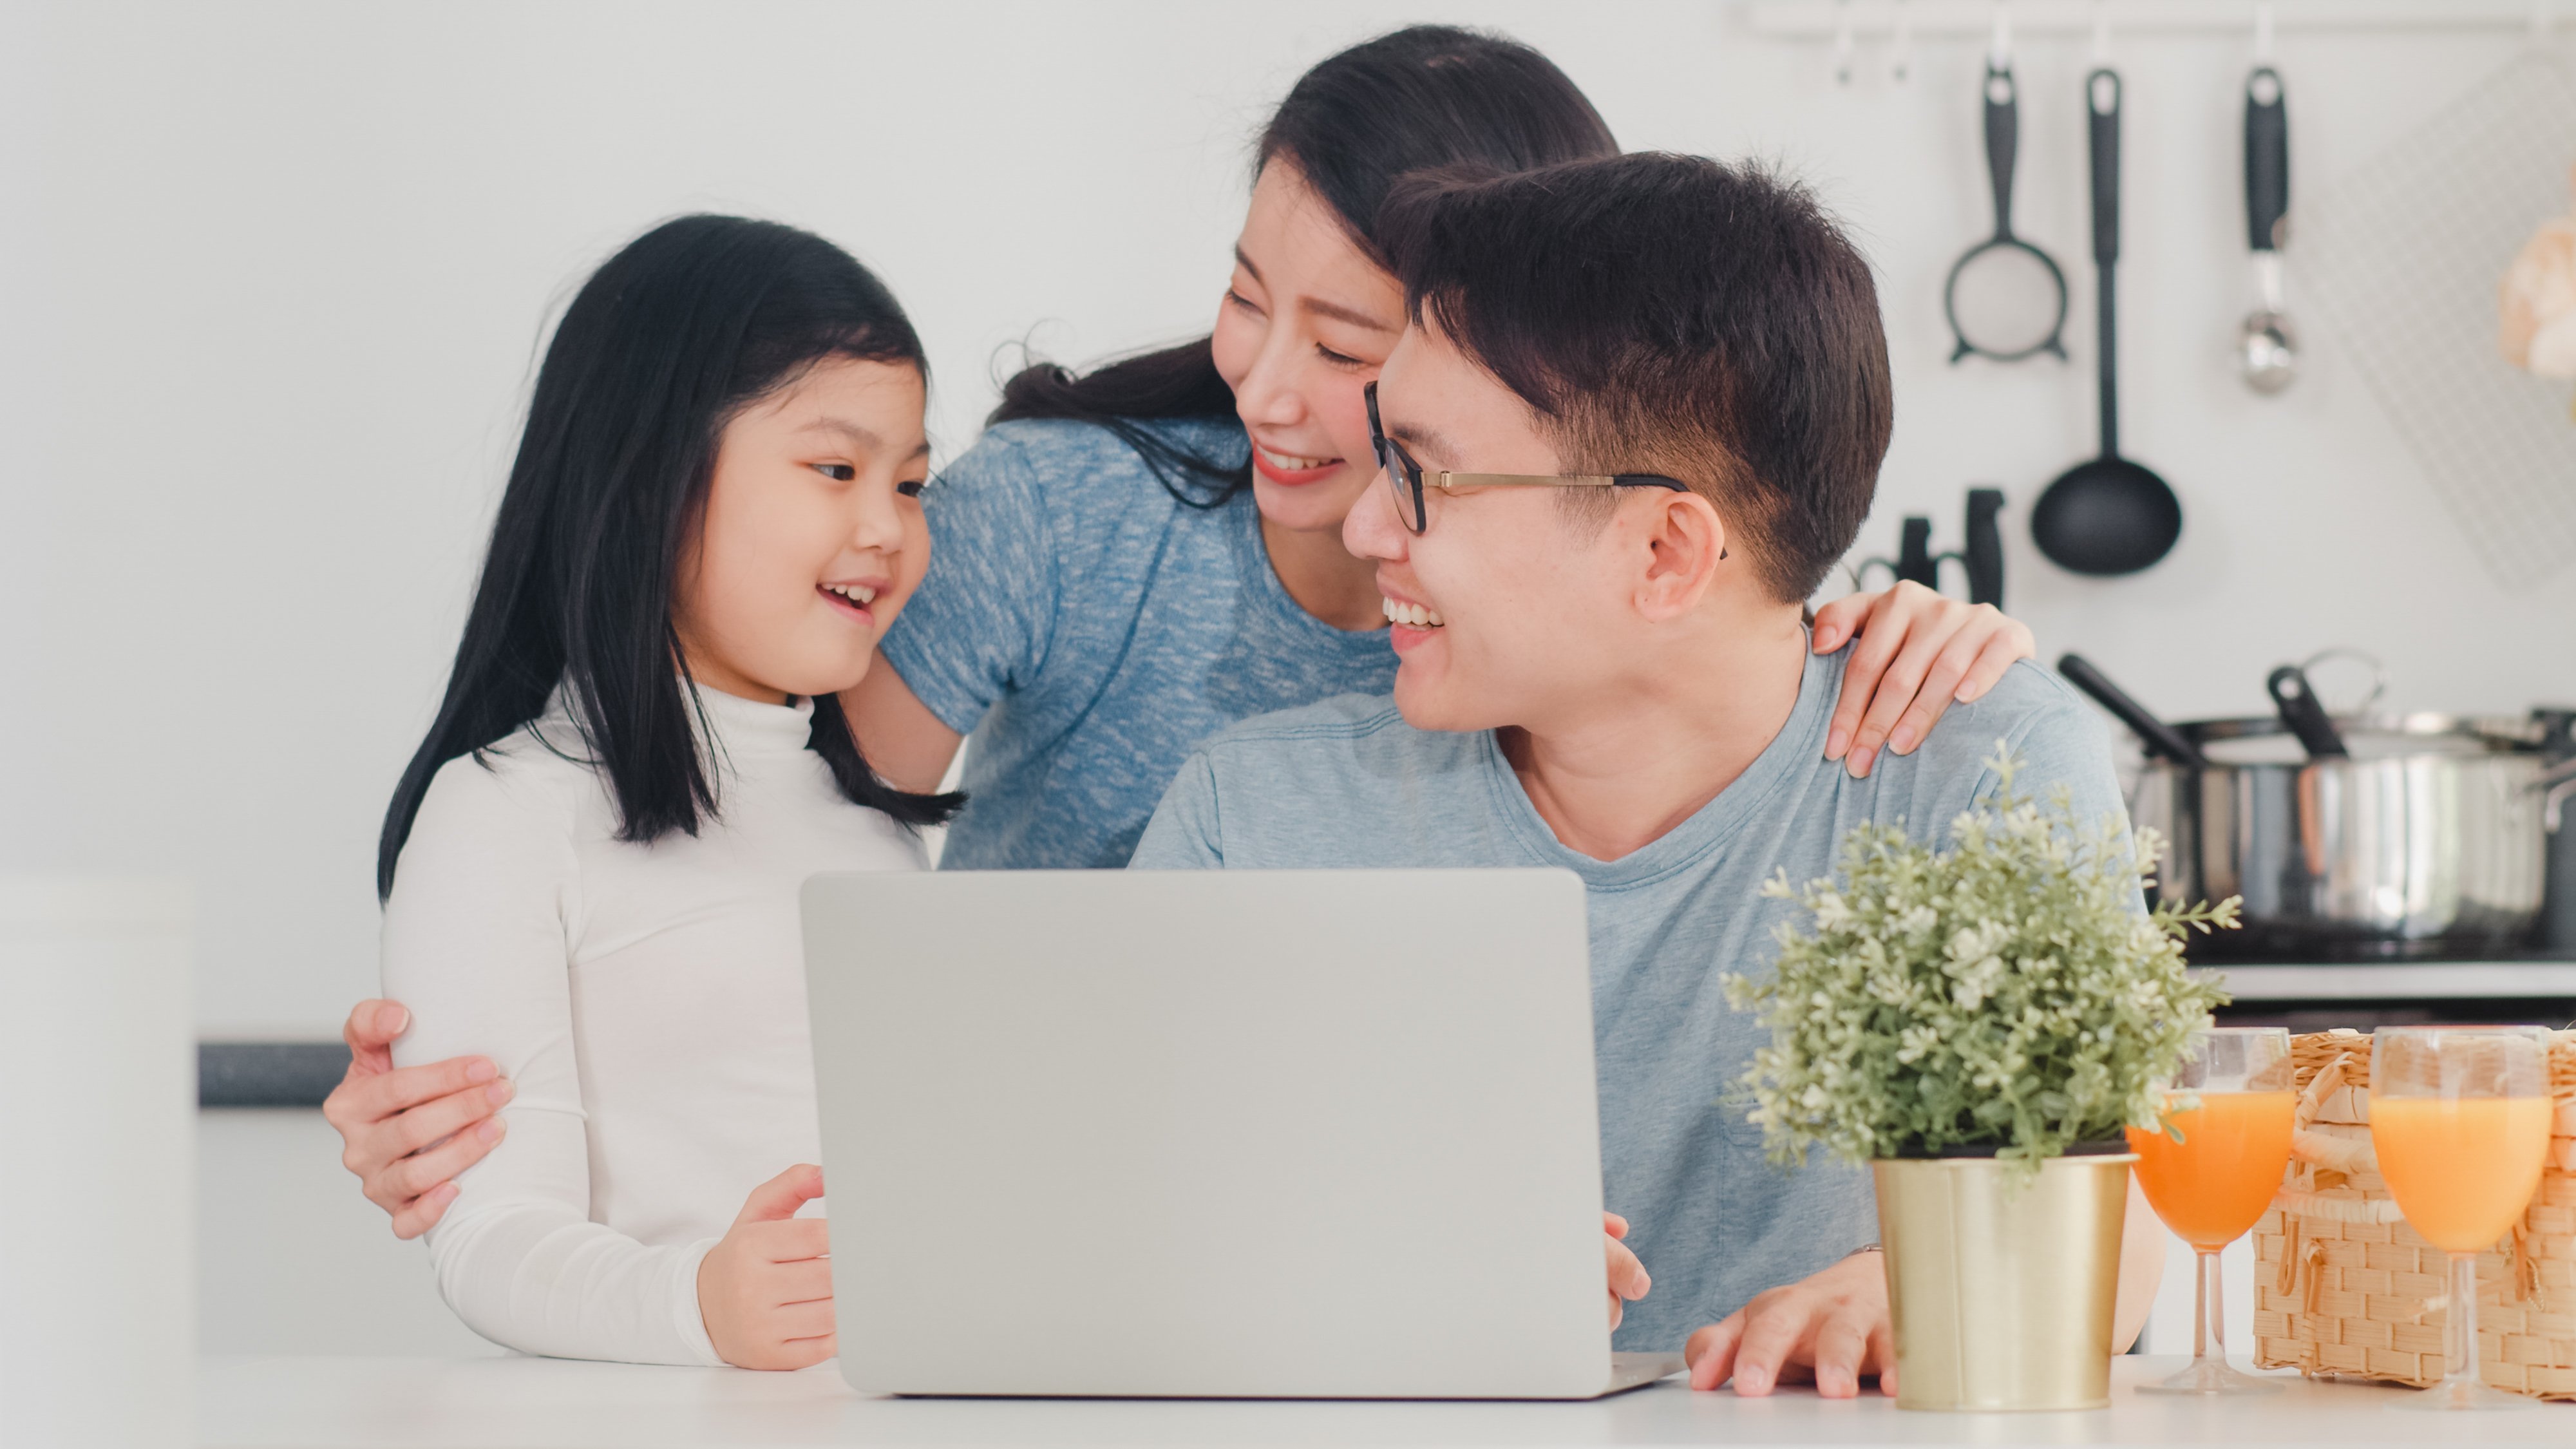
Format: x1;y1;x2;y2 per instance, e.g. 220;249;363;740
1381;597;1444;628
1258;447;1338;472
823;583;878;605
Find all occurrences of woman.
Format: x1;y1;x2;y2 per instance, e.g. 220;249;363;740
330;26;2031;1251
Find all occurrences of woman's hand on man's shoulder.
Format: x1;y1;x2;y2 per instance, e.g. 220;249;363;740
1812;582;2035;780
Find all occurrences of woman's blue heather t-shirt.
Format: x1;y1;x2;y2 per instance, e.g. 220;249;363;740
877;416;1398;869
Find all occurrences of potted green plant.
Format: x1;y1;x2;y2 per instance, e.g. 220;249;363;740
1726;749;2236;1412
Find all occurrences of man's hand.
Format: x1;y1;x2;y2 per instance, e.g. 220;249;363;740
1603;1212;1650;1330
697;1164;835;1370
1813;582;2036;779
319;999;513;1239
1683;1249;1893;1399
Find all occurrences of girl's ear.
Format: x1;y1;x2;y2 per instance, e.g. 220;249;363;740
1634;492;1727;621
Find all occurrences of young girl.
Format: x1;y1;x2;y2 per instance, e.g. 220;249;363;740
374;214;953;1369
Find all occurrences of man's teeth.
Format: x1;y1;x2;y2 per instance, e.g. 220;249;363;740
1259;447;1338;472
1381;596;1445;628
824;583;878;605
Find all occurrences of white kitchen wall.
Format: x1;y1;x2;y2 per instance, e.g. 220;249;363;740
5;1;2573;1036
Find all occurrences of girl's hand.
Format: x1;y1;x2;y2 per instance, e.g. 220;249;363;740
698;1165;835;1370
1603;1211;1650;1331
320;999;513;1239
1813;583;2035;779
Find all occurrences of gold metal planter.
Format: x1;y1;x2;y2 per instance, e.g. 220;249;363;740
1871;1153;2134;1412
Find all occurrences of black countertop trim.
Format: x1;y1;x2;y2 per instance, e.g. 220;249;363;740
199;1041;347;1108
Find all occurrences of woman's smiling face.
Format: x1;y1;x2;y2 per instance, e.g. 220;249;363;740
1208;159;1403;538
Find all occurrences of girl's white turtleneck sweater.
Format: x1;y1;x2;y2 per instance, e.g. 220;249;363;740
382;687;925;1366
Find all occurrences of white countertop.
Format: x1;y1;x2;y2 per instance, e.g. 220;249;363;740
2211;960;2576;1001
201;1353;2574;1446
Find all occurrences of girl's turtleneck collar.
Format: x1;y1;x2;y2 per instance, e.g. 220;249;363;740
683;683;817;759
537;680;816;764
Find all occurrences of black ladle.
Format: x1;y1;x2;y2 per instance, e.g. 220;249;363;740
2031;68;2183;577
2058;654;2207;768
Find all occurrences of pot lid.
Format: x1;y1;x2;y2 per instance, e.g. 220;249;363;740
2175;712;2544;764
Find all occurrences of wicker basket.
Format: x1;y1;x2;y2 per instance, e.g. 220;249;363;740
2249;1028;2576;1397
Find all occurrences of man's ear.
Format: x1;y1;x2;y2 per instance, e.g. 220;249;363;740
1634;491;1728;621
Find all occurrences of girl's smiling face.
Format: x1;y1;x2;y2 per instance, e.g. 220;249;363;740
1209;159;1403;538
673;355;931;705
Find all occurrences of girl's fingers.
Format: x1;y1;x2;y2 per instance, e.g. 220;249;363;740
773;1256;835;1305
775;1332;837;1370
755;1217;832;1263
733;1164;826;1227
771;1298;837;1343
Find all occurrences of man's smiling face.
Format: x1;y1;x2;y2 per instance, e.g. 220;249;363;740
1341;320;1652;735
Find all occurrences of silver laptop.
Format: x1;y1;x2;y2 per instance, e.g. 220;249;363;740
800;867;1681;1399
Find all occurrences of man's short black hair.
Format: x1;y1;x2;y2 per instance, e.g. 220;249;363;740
1377;152;1893;603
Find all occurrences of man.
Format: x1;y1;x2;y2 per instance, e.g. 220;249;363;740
1127;151;2164;1396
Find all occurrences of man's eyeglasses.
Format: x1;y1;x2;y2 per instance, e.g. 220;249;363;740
1363;381;1692;536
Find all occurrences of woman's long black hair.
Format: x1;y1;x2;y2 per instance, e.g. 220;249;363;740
990;25;1618;506
377;215;960;900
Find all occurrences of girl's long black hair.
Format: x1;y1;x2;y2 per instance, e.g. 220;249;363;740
990;25;1618;507
377;214;960;900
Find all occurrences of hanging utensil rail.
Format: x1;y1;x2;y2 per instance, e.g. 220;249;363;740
1750;1;2563;41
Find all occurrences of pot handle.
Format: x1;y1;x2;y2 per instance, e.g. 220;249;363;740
2267;664;2351;759
2059;654;2208;768
2540;761;2576;834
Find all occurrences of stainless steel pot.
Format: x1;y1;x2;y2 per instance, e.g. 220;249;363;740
2539;708;2576;952
2128;713;2563;960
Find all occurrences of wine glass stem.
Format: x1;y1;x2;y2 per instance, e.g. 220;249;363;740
2446;1251;2479;1390
2194;1247;2225;1367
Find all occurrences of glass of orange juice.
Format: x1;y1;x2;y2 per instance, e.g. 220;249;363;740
2370;1025;2553;1412
2126;1026;2297;1396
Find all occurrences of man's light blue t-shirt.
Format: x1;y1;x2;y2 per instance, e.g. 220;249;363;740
878;417;1399;869
1130;650;2129;1352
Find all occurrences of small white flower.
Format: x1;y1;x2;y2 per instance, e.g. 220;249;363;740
1731;744;2235;1177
